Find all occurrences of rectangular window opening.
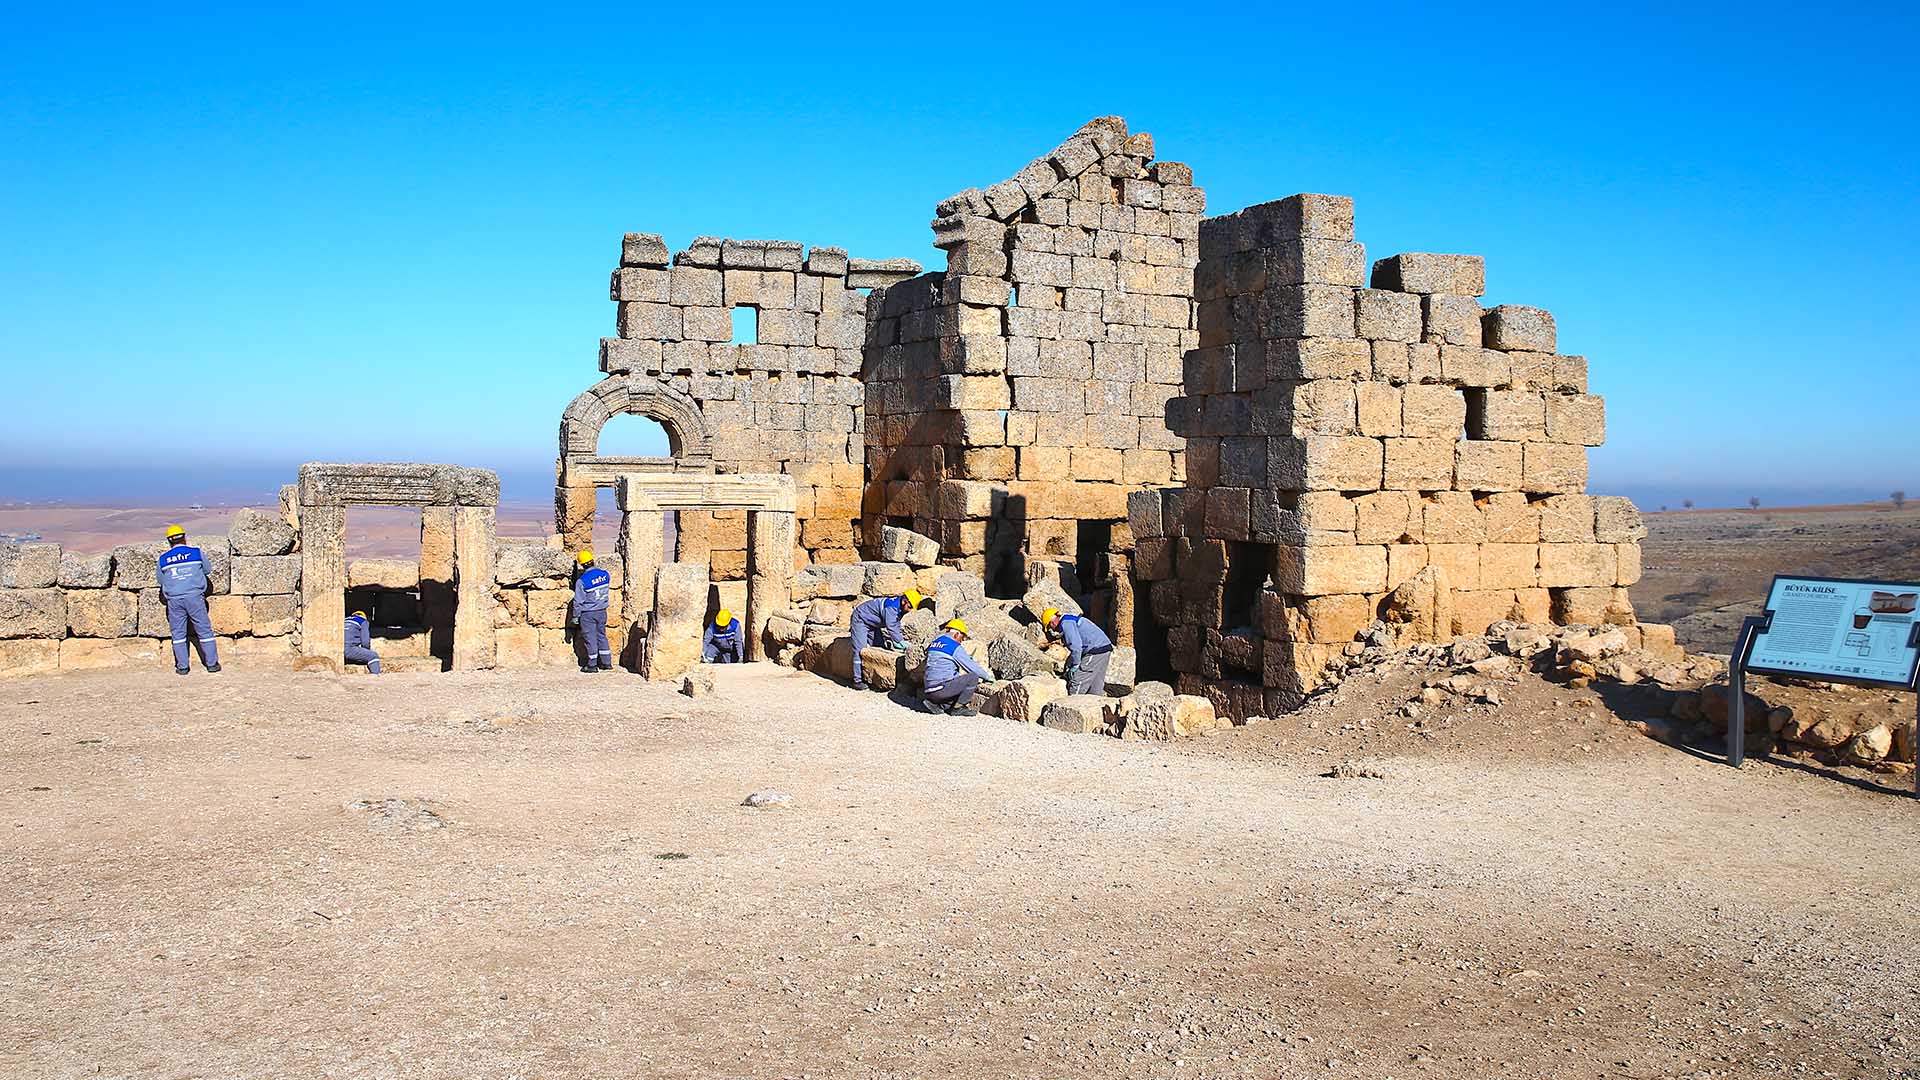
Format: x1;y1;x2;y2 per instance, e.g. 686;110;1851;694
1463;388;1489;440
1222;541;1274;632
730;306;759;345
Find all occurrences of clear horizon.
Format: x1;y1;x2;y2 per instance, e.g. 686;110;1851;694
2;5;1915;505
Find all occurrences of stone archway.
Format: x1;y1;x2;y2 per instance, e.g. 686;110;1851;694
555;375;715;547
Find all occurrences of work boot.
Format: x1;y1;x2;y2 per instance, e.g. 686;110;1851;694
174;667;189;676
948;705;979;718
851;680;868;691
206;664;221;673
916;698;948;715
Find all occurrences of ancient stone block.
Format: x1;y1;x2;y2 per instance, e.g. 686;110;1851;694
1353;491;1417;544
1354;384;1402;437
1439;345;1509;388
57;551;112;589
0;542;59;589
1382;438;1454;490
1479;544;1540;589
0;639;59;677
1270;436;1383;492
1266;284;1355;338
452;506;497;670
997;675;1067;723
228;507;296;557
1422;294;1483;346
1422;491;1485;542
1545;393;1606;446
1040;695;1116;734
1455;440;1523;491
622;233;670;268
0;588;66;639
1426;543;1481;590
1472;390;1547;441
495;544;572;586
1265;338;1371;381
1370;253;1484;295
1356;288;1422;342
1615;544;1643;587
1538;494;1597;542
347;559;418;590
1482;492;1539;543
231;555;300;596
1400;384;1466;439
111;543;164;590
1522;442;1588;494
1483;305;1556;352
1538;543;1616;588
1592;496;1647;542
1274;545;1387;595
1267;240;1366;287
64;588;136;638
1122;694;1224;740
251;594;296;636
642;562;708;681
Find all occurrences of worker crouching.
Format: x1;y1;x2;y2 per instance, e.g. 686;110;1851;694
848;588;926;690
919;618;990;716
1043;607;1113;695
703;609;743;664
344;610;382;674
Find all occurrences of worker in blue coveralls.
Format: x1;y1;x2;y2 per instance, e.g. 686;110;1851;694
571;549;612;673
156;525;220;675
1043;606;1113;696
703;608;743;664
848;588;926;690
919;618;992;716
343;609;382;674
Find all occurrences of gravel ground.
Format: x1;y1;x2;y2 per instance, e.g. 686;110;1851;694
3;663;1916;1079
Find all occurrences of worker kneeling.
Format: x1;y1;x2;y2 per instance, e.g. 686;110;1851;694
1044;607;1113;695
571;550;612;673
703;609;743;664
848;588;926;690
920;618;990;716
344;610;382;674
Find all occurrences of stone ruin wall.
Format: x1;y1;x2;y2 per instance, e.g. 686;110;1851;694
862;117;1197;612
560;233;919;581
1129;194;1652;719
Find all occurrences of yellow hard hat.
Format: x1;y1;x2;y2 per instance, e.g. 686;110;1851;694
1042;607;1060;625
944;618;967;635
577;549;594;565
715;609;733;627
165;525;185;539
351;610;367;620
904;588;925;609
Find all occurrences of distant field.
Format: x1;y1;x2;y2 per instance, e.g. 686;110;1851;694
0;503;565;557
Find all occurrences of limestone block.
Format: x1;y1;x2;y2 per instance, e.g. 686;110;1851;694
1274;380;1358;436
1355;384;1403;437
526;589;571;629
1370;253;1484;295
996;675;1067;723
1538;543;1617;588
1275;545;1387;596
0;639;59;677
1422;294;1483;346
796;564;863;601
1387;544;1430;589
1246;193;1355;242
65;588;137;638
231;555;300;596
986;633;1053;681
250;594;296;636
495;544;572;586
1479;544;1540;589
1454;440;1523;492
0;589;65;639
299;505;346;662
1538;494;1597;542
1451;589;1521;637
1354;491;1418;544
1482;492;1539;543
1473;390;1547;441
1553;355;1588;393
1122;694;1224;741
681;306;732;343
207;594;250;635
1423;491;1485;542
55;637;163;672
0;542;59;589
1303;593;1374;643
452;506;497;670
225;507;295;558
57;551;113;589
1267;239;1367;287
1040;695;1116;735
860;562;916;598
1483;305;1556;352
1593;496;1648;542
1439;346;1509;388
642;562;708;681
1615;544;1643;586
1522;443;1588;494
804;246;849;275
1381;565;1453;644
1401;384;1466;439
111;543;166;590
1265;337;1371;381
1426;543;1480;590
494;626;540;668
1356;288;1422;342
1270;436;1382;492
1639;622;1683;662
1266;284;1355;339
1382;438;1454;491
135;588;168;638
880;526;941;568
348;559;419;590
622;232;670;267
1545;393;1606;446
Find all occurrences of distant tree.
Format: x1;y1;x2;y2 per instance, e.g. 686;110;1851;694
1660;505;1669;512
1682;499;1694;509
1894;490;1907;509
1749;496;1761;510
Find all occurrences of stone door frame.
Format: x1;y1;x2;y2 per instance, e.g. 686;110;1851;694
296;463;500;671
614;472;795;665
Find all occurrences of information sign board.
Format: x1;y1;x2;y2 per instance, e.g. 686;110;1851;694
1746;575;1920;690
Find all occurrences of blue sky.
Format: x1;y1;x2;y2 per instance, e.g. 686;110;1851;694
2;3;1915;509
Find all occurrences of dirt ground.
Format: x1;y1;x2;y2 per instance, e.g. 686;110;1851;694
4;663;1916;1079
1633;503;1920;654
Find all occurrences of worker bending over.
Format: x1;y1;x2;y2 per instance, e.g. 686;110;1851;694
1043;607;1113;695
704;608;743;664
156;525;220;675
920;618;991;716
344;610;382;674
848;588;925;690
571;550;612;673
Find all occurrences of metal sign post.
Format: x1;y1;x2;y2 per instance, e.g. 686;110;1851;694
1726;614;1771;770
